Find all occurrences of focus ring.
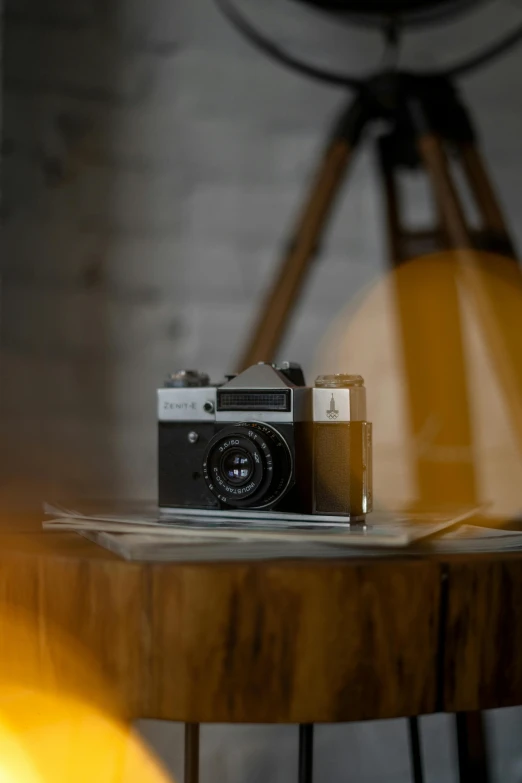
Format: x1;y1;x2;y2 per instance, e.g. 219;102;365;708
202;422;293;509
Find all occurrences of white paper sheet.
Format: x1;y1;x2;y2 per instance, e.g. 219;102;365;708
42;501;486;560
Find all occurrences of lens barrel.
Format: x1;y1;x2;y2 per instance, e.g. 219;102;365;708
203;422;293;509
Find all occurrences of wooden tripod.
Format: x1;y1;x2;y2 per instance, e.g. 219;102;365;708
237;72;522;782
238;72;522;503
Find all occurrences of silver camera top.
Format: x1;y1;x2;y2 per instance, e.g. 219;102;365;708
313;373;366;422
158;362;366;424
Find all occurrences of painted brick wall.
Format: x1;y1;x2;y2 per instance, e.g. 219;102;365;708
2;0;522;506
2;1;522;780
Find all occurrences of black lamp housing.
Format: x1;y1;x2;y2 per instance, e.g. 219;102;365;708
289;0;483;24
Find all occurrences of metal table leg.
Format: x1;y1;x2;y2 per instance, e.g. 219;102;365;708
456;712;490;783
408;717;425;783
298;724;314;783
184;723;200;783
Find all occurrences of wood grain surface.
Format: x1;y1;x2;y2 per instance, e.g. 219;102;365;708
150;558;440;722
444;557;522;713
1;523;521;723
0;530;146;720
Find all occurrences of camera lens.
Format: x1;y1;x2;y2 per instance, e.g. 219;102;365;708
203;422;293;509
221;449;253;485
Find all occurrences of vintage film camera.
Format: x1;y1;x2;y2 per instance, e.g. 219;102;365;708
158;362;372;519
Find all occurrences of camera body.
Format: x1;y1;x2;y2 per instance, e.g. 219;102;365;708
158;362;372;519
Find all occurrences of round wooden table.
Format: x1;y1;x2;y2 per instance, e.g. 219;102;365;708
1;522;520;782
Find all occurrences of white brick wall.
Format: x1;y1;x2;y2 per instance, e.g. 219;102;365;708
1;0;383;502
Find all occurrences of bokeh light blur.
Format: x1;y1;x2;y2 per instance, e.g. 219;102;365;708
315;250;522;517
0;606;172;783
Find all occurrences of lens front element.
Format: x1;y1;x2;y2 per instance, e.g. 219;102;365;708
203;422;293;509
221;449;253;486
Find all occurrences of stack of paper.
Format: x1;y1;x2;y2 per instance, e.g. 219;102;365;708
427;524;522;553
41;502;497;562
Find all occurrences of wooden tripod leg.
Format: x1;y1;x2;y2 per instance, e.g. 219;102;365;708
416;128;522;457
453;142;522;453
237;140;353;370
416;133;472;250
458;143;515;253
378;139;403;264
415;130;496;783
422;138;522;459
454;249;522;456
237;97;364;371
378;137;477;506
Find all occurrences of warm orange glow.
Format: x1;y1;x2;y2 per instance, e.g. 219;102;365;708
0;690;172;783
0;717;40;783
0;606;174;783
0;687;170;783
316;251;522;517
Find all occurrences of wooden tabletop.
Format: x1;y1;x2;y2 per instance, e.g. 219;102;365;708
1;519;521;724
